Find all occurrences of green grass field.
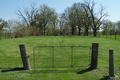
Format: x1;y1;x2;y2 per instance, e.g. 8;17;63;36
0;36;120;80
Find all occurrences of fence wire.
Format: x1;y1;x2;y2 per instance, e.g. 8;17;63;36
33;46;91;68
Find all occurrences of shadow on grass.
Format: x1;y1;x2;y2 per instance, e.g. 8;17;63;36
1;67;25;72
99;76;109;80
77;67;93;74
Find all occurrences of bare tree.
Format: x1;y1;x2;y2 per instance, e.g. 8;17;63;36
16;3;37;35
9;20;28;38
8;19;15;33
59;13;65;35
84;0;108;37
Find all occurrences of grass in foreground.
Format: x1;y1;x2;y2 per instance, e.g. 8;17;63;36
0;36;120;80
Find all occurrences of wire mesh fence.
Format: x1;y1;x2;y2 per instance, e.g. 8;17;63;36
98;50;120;67
0;33;12;40
96;32;120;41
0;33;30;40
33;46;91;68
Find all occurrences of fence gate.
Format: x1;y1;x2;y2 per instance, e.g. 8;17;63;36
33;46;91;68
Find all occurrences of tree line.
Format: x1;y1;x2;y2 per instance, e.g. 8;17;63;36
0;0;120;38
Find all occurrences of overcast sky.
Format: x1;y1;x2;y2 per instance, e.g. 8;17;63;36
0;0;120;22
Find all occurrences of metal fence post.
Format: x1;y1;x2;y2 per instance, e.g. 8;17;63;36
19;44;31;70
91;43;99;69
108;49;114;78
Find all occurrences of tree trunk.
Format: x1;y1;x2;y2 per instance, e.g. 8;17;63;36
78;28;81;36
72;26;74;35
86;29;89;36
93;29;97;37
86;26;89;36
44;25;45;36
60;31;61;35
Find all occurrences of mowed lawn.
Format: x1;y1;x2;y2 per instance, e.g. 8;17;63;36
0;36;120;80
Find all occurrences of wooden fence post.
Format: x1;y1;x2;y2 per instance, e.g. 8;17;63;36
19;44;31;70
91;43;99;69
109;49;114;78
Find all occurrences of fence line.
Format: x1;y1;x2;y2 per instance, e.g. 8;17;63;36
96;32;120;41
